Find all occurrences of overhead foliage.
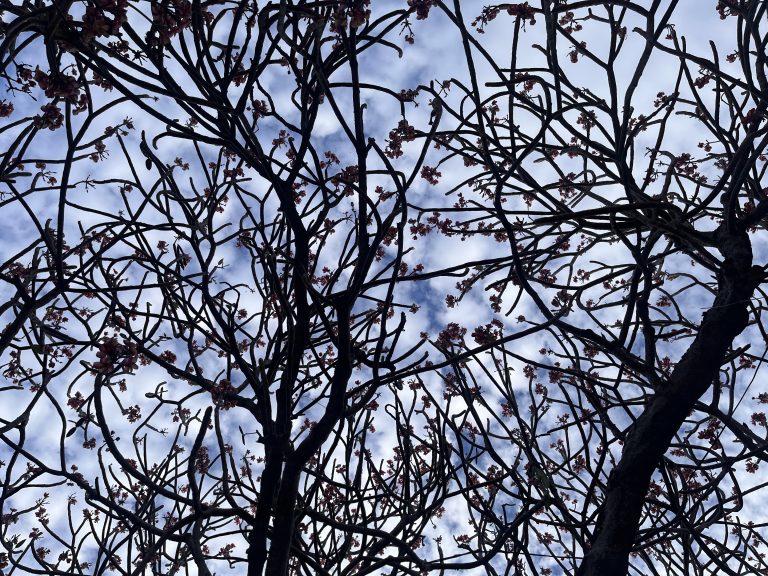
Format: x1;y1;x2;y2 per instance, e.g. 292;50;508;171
0;1;767;575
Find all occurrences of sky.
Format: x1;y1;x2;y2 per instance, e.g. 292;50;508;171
1;1;767;575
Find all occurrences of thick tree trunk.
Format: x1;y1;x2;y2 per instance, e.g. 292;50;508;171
577;229;760;575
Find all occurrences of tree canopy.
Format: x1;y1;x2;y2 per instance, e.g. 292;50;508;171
0;1;767;575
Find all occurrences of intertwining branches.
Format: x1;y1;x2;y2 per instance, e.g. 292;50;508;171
0;1;767;575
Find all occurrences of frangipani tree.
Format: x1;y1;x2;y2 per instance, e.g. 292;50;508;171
0;1;766;575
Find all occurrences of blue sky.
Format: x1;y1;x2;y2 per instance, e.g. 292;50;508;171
1;1;767;574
